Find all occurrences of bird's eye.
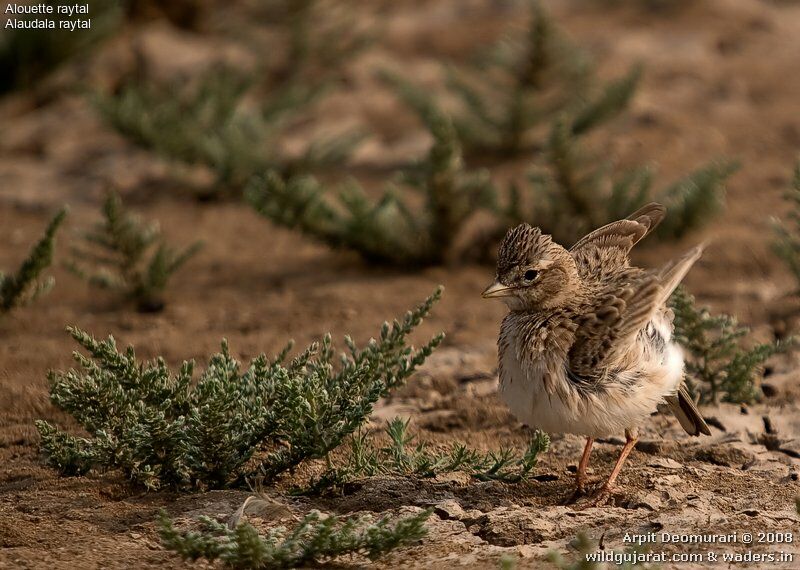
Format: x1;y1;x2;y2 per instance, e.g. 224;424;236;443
524;269;539;282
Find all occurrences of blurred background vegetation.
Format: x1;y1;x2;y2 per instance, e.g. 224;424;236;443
1;0;792;399
2;1;734;237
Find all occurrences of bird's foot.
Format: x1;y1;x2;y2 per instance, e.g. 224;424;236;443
567;485;620;509
562;483;589;505
584;485;616;507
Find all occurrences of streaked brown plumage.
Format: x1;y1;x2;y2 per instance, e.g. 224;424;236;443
482;203;710;503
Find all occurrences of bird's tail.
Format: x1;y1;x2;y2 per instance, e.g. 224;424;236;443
665;385;711;436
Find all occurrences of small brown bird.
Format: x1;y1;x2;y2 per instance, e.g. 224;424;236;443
482;203;710;503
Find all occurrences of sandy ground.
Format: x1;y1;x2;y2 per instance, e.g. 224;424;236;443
2;0;800;568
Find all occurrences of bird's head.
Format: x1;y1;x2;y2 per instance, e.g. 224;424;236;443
482;223;580;311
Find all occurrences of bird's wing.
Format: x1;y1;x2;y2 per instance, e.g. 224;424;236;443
568;272;662;377
655;245;704;305
570;203;666;274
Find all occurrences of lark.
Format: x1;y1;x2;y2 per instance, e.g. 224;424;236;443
482;203;710;503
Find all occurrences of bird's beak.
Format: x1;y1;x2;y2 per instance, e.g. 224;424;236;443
481;281;513;299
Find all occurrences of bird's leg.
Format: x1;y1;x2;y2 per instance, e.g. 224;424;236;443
589;428;638;505
576;436;594;491
564;437;593;504
604;429;639;490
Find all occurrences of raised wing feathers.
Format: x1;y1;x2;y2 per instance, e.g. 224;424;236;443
570;203;666;275
656;245;704;305
570;202;665;253
568;273;661;376
551;203;706;388
567;244;703;380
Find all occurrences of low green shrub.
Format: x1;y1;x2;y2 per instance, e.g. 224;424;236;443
670;286;789;404
310;418;550;491
444;0;638;157
66;191;202;312
0;208;67;317
158;507;430;569
772;162;800;289
511;122;738;244
247;86;494;266
36;288;443;490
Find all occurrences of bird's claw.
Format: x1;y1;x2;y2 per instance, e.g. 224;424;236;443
563;483;588;505
585;486;616;507
568;486;619;509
